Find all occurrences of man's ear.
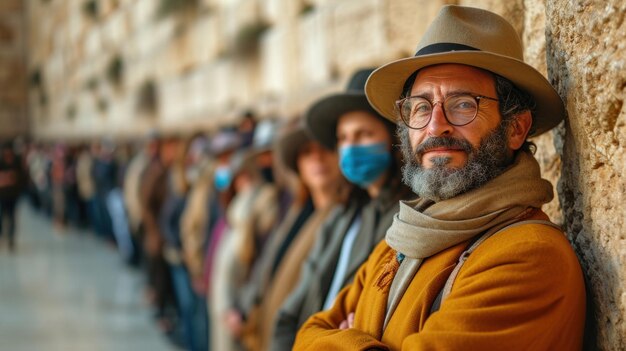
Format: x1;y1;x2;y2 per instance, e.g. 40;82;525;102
507;111;532;150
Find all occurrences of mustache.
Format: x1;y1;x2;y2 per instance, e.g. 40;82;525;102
414;137;474;157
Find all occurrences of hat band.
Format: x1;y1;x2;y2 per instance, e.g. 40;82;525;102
415;43;479;56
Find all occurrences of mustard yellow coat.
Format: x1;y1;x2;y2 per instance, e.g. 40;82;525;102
294;212;586;350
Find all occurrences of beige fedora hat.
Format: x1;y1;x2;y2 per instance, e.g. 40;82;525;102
365;5;565;137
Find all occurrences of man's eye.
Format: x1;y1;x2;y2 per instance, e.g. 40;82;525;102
413;103;431;114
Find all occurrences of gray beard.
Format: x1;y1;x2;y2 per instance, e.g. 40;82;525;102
399;122;512;202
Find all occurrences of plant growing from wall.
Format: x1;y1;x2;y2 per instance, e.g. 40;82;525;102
85;77;99;92
82;0;99;20
232;21;270;57
106;55;124;87
30;68;48;107
66;104;77;121
29;68;42;88
156;0;199;20
39;90;48;107
300;2;315;16
97;97;108;113
136;79;158;115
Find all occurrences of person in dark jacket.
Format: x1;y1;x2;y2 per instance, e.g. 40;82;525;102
270;68;412;350
0;142;26;251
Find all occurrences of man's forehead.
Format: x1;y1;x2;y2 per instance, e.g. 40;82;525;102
411;64;496;94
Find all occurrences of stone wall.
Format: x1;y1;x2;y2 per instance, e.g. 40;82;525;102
546;1;626;349
23;0;625;348
0;0;28;139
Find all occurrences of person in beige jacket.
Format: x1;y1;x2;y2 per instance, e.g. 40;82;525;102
237;120;350;351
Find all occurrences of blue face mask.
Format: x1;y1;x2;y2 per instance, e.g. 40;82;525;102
339;142;392;188
214;166;232;191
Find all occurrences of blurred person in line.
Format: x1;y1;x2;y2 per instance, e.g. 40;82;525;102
216;148;281;351
91;140;117;240
159;134;209;351
139;135;177;333
106;142;135;262
236;120;349;351
294;6;585;350
123;135;155;265
204;129;240;351
50;144;68;228
24;142;43;210
62;146;81;227
76;143;97;228
179;132;221;351
180;137;216;295
271;68;413;350
0;142;26;251
238;110;258;148
248;119;294;224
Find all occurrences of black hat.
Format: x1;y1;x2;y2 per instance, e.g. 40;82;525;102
305;68;395;149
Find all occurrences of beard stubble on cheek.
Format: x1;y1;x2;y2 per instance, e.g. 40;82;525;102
398;122;512;202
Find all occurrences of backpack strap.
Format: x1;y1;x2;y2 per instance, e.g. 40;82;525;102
429;219;561;315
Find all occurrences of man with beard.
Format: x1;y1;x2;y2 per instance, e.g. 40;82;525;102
293;5;585;350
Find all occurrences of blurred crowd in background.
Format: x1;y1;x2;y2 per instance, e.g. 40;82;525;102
0;68;413;351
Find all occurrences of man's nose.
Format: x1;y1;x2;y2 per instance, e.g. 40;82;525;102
426;104;454;137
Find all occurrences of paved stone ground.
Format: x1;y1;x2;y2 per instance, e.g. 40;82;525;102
0;202;178;351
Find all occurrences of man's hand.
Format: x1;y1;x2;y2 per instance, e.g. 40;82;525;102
339;312;355;330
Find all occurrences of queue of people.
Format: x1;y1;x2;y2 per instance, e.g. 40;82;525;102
1;5;586;351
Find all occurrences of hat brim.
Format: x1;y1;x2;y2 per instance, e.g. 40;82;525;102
305;93;394;149
277;128;311;174
365;50;565;137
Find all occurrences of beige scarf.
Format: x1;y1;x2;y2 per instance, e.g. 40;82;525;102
380;152;554;328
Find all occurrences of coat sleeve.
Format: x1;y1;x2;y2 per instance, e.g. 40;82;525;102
293;242;391;351
270;206;344;351
402;227;586;351
180;173;212;279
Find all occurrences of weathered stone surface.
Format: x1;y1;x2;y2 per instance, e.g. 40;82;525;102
0;0;21;13
297;9;333;88
0;0;26;138
459;0;525;35
384;0;452;59
260;23;299;98
330;0;386;76
546;0;626;349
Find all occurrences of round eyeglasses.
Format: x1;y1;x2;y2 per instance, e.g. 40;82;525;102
395;93;499;130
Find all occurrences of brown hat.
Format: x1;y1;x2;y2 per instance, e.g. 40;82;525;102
276;121;314;174
365;5;565;137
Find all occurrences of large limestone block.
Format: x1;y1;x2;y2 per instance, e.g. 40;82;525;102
260;23;298;98
211;60;235;113
459;0;524;35
297;8;333;88
220;0;259;44
191;15;223;63
100;11;129;50
384;0;453;60
129;0;158;34
0;15;24;52
0;0;21;13
546;1;626;349
330;0;387;76
260;0;300;25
